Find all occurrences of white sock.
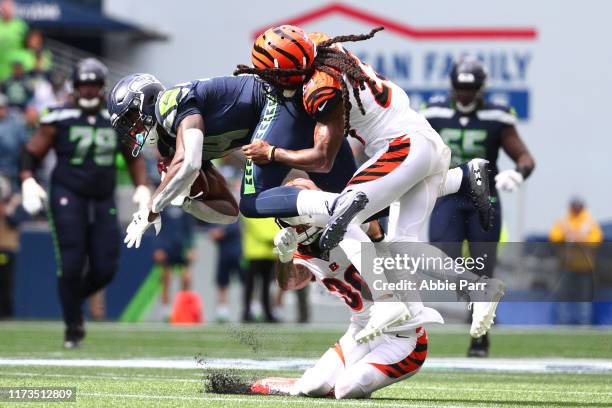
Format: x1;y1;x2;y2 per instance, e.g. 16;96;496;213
296;190;338;216
339;225;393;300
439;167;462;197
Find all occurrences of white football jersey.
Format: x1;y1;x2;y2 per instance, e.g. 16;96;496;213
302;49;435;158
293;247;372;326
346;58;435;157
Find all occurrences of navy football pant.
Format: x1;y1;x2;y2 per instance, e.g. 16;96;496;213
428;194;501;278
49;183;119;327
239;95;356;218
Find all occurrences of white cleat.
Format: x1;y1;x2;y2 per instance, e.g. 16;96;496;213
468;277;505;338
355;302;412;344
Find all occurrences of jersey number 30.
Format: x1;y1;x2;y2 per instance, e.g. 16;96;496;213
322;265;372;311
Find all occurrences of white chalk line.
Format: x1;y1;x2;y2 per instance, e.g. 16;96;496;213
1;357;611;374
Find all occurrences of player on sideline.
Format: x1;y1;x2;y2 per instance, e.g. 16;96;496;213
422;56;535;356
261;178;442;399
107;73;357;244
19;59;151;348
235;26;501;342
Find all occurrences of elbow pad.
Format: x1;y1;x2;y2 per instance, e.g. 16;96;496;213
151;128;204;213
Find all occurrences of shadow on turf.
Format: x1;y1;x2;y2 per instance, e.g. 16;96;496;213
373;397;608;407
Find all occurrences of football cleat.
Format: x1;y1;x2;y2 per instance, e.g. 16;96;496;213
467;158;494;231
355;302;412;344
467;333;489;357
319;191;369;251
63;324;85;349
468;277;505;338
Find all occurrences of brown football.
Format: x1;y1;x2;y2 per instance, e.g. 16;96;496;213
157;157;207;200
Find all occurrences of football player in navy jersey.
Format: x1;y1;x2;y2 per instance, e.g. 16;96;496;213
422;56;535;357
107;73;357;248
19;59;151;348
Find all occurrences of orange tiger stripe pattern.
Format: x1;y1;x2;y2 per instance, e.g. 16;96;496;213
252;25;315;87
347;135;411;185
369;328;428;378
303;69;342;116
334;342;346;366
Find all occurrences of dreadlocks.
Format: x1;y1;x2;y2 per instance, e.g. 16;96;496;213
234;26;385;137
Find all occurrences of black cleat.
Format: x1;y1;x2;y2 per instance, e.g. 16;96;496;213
319;191;369;251
63;324;85;349
468;159;494;231
467;333;489;357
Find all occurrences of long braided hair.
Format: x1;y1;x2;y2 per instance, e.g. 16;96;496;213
234;26;384;137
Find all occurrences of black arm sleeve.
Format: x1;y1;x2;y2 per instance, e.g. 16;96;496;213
19;146;40;173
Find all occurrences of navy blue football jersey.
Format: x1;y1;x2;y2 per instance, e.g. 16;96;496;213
422;95;517;177
154;75;269;160
41;104;119;198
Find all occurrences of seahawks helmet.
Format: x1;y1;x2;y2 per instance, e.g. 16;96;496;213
72;58;107;110
108;73;165;157
450;56;487;90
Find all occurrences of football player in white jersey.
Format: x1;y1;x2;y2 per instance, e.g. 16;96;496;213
267;180;443;399
236;26;502;342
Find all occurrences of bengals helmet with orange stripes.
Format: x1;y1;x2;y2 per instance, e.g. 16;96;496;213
251;25;316;88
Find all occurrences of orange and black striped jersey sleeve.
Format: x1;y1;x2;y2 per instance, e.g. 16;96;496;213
302;69;342;120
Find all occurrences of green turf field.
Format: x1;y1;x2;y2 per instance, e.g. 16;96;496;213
1;322;611;407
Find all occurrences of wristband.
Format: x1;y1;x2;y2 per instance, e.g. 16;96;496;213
515;166;530;179
268;146;277;162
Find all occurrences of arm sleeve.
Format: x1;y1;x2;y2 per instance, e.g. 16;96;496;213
302;70;342;120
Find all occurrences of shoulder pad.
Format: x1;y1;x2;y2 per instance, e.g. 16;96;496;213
302;69;342;118
39;107;81;125
426;94;450;107
477;101;517;125
155;84;192;136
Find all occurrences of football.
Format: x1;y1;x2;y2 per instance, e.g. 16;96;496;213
157;156;207;200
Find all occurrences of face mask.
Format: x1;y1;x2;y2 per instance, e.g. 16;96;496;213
282;89;297;98
78;97;100;109
455;100;478;113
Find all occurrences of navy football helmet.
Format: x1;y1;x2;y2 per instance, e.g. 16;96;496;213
108;73;165;157
450;56;487;113
72;58;107;110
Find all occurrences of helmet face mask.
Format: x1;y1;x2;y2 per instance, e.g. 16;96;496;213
72;58;107;111
450;56;487;113
275;216;322;246
108;73;165;157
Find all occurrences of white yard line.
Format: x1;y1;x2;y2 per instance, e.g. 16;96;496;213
0;357;611;374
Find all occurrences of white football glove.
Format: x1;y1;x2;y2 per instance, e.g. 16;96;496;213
124;209;162;249
132;185;151;212
495;169;524;192
273;227;299;263
21;177;47;215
